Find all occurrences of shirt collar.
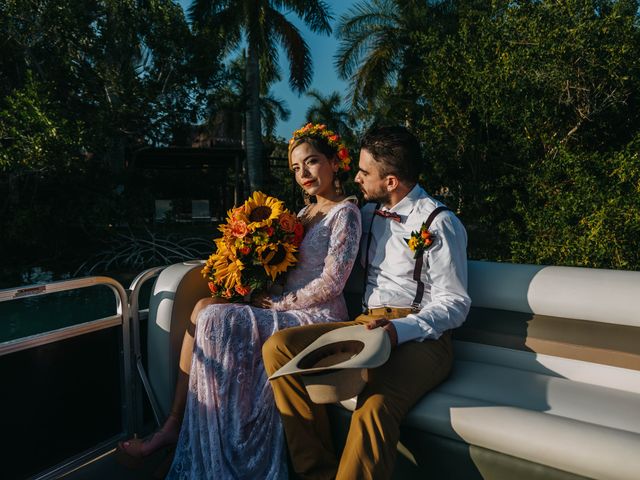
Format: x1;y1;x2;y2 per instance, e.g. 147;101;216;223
387;183;424;219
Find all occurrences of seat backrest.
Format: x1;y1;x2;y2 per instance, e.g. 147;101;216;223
147;261;210;418
467;260;640;327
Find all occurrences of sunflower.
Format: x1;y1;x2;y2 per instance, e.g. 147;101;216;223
257;242;299;281
243;191;284;231
201;253;216;279
215;258;244;290
407;236;420;252
210;239;245;290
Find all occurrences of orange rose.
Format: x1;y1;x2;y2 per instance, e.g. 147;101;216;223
329;134;339;142
338;148;349;160
229;219;248;238
235;284;251;296
208;282;218;294
240;246;251;255
279;212;297;233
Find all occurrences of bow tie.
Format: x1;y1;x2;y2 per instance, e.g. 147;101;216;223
374;209;401;222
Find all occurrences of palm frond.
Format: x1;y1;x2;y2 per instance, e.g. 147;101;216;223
267;7;312;93
335;0;398;79
279;0;333;35
261;93;291;136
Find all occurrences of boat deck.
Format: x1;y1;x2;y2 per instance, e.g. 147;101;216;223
60;447;173;480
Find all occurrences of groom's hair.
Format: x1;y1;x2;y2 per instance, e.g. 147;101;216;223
359;125;421;183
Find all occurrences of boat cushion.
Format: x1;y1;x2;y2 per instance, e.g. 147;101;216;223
454;307;640;370
467;262;640;327
411;356;640;480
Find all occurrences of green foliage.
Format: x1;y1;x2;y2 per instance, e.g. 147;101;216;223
510;139;640;269
0;75;84;175
342;0;640;269
0;0;224;273
1;0;222;155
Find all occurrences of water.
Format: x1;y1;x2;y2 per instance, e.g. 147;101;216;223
0;267;152;343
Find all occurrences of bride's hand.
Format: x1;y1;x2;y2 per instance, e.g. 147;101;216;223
251;292;273;309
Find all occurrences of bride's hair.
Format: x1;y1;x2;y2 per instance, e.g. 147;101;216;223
288;136;337;166
288;124;351;204
288;123;351;173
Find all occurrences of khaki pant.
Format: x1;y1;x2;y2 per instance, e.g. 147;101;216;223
262;308;453;480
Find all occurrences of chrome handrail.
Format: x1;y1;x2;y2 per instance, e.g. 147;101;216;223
0;315;122;357
1;275;134;478
128;266;167;429
0;277;129;357
0;276;126;303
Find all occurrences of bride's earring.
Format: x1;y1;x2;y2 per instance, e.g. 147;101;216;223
333;172;344;196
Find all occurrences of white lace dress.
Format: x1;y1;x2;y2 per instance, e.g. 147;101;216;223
167;200;362;479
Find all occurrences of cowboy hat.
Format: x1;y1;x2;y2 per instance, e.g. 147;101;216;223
268;325;391;404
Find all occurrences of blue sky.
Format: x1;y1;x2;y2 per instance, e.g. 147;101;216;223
270;1;357;139
178;0;357;139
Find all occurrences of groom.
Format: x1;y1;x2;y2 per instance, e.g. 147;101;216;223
262;125;471;480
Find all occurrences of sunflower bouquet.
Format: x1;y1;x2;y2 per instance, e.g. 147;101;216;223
202;192;304;301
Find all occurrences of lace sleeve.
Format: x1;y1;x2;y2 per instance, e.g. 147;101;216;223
270;203;362;311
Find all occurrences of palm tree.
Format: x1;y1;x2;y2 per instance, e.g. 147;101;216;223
189;0;332;192
335;0;452;115
207;55;290;139
305;89;353;144
261;93;291;139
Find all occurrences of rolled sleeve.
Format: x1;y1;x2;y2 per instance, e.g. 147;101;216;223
391;316;436;343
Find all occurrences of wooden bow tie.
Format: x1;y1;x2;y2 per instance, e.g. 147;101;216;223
374;209;401;222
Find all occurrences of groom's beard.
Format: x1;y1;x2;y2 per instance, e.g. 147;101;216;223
361;186;391;205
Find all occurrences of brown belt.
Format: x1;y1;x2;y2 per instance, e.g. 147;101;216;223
364;307;416;318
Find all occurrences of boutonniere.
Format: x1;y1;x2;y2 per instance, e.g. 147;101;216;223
405;222;436;259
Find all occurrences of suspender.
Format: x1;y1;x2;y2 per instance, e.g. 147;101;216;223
411;206;450;309
362;204;451;313
362;203;380;312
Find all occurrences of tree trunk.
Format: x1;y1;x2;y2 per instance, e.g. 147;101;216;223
245;41;264;192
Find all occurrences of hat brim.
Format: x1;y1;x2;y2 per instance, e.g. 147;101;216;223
269;325;391;380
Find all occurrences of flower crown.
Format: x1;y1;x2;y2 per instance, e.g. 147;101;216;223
289;123;351;172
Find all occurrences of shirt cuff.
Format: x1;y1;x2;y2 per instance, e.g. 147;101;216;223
391;317;425;344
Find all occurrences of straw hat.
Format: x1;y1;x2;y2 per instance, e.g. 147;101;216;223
268;325;391;404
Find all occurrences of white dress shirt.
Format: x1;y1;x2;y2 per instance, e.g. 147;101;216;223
360;184;471;343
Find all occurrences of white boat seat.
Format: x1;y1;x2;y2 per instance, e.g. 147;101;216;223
334;260;640;479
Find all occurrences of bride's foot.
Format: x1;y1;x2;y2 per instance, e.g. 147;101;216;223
116;415;180;466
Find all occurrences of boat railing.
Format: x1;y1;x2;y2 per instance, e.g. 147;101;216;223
128;266;166;429
0;268;165;479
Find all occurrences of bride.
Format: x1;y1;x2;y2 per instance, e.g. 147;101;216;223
117;123;362;479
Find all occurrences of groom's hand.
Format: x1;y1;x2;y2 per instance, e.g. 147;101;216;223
366;317;398;348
